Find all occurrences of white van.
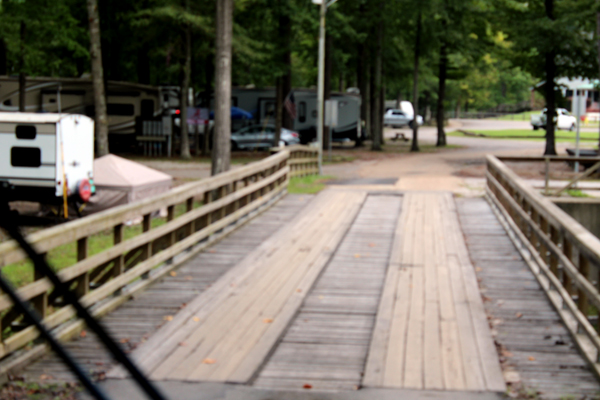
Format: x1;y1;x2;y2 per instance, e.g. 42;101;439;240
0;113;95;204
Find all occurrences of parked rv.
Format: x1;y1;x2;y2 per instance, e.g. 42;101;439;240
0;113;95;205
206;87;363;145
0;76;180;152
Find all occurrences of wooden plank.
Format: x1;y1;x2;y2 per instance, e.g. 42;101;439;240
149;192;349;380
112;191;346;379
423;195;443;390
362;194;408;387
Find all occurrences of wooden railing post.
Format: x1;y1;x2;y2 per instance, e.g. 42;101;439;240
578;255;590;318
186;198;194;235
549;225;559;277
563;238;574;298
538;217;548;266
141;213;152;278
75;237;90;297
31;253;48;319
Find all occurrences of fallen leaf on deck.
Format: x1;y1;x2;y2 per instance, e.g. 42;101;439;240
120;338;130;344
515;312;523;319
179;342;187;347
368;243;376;247
164;315;173;321
528;356;536;361
203;358;216;364
503;371;520;384
193;317;200;322
39;374;53;380
185;276;193;281
318;295;324;300
263;318;273;323
303;384;312;389
169;271;177;277
208;249;216;253
475;267;482;272
501;349;513;358
354;254;361;258
296;288;302;293
80;330;87;338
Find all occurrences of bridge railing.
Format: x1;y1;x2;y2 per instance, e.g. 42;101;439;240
486;155;600;376
0;146;317;363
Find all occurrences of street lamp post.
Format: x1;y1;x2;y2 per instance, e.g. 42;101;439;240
314;0;339;175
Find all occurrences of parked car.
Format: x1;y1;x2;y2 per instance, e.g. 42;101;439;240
230;124;300;150
531;108;577;131
383;101;424;128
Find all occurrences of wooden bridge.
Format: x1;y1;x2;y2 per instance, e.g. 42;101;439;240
2;149;600;399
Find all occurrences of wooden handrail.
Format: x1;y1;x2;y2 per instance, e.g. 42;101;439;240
0;146;318;362
486;155;600;378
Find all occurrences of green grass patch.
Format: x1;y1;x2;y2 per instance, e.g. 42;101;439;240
2;202;200;288
486;110;540;121
450;129;599;143
566;189;592;198
288;175;334;194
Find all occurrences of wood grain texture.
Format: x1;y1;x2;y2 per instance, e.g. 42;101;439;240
17;195;313;383
363;193;505;392
254;195;403;391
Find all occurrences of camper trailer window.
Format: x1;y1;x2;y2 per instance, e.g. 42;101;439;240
299;102;306;123
107;103;135;116
15;125;36;140
106;103;135;117
11;147;41;167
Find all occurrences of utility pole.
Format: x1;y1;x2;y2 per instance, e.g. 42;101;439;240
316;0;326;175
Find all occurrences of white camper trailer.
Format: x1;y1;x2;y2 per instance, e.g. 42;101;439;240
225;88;362;144
0;113;95;205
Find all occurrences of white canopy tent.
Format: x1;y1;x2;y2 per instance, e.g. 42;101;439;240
84;154;172;214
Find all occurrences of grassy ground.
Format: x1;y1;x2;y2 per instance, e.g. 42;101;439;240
288;175;334;194
487;111;540;121
0;380;81;400
450;129;599;143
2;203;198;288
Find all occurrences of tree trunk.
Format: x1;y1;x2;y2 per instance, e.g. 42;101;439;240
597;9;600;149
203;55;213;156
364;62;371;142
410;11;422;153
180;24;192;159
323;34;332;151
357;42;367;144
544;0;557;156
436;42;447;147
370;62;377;145
372;3;383;151
275;77;283;147
0;39;7;75
19;21;25;112
212;0;233;175
86;0;109;156
280;1;293;130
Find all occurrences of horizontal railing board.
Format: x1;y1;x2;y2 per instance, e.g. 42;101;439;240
487;155;600;268
0;151;288;267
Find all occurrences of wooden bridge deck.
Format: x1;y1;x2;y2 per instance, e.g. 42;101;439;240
16;189;600;399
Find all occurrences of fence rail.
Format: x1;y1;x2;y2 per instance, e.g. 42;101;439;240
486;155;600;379
0;146;318;364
